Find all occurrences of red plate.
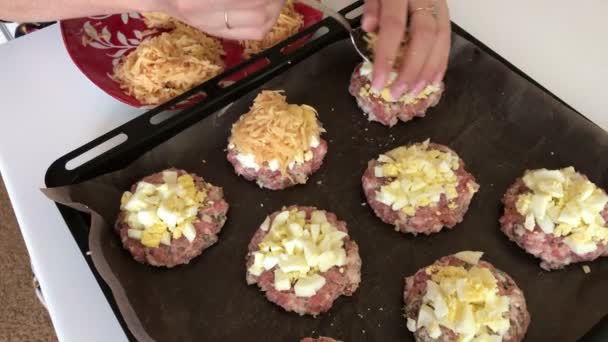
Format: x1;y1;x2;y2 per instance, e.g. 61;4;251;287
60;4;323;107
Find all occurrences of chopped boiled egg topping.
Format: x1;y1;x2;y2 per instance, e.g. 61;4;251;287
515;167;608;255
120;170;207;248
374;140;468;215
358;61;441;103
407;251;511;342
228;90;324;174
248;208;348;297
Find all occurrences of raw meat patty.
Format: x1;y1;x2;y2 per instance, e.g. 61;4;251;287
115;168;229;267
348;63;444;127
246;206;361;316
227;139;327;190
500;174;608;270
362;143;479;235
404;254;530;342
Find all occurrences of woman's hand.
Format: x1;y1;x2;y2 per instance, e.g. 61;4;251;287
362;0;450;99
163;0;286;40
1;0;284;41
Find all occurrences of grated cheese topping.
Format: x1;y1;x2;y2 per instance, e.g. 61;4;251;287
229;90;323;174
112;22;225;105
240;1;304;58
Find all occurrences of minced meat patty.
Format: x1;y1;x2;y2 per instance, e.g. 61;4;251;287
246;206;361;316
227;139;327;190
404;255;530;342
500;176;608;270
362;143;478;235
348;63;444;127
115;168;229;267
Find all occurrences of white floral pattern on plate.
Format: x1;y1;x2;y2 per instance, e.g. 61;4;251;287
61;5;323;107
81;13;157;67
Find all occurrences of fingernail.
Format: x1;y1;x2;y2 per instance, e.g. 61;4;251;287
362;18;372;31
408;80;427;97
371;76;385;93
432;73;444;86
391;84;407;100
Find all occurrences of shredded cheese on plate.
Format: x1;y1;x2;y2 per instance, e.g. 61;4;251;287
112;22;225;105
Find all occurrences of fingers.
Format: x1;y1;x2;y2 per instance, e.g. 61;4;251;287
390;9;436;97
406;0;450;88
192;0;284;40
362;0;380;32
191;0;275;12
196;6;274;30
371;0;409;91
260;0;285;34
425;0;451;84
210;26;273;40
391;1;451;98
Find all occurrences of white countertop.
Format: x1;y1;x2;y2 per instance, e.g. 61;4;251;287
0;1;606;341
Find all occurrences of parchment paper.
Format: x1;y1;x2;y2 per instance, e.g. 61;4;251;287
44;34;608;342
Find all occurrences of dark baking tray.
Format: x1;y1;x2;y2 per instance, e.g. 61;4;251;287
45;3;608;340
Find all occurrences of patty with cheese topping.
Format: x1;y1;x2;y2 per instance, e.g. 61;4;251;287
500;167;608;270
404;252;530;342
246;206;361;316
227;90;328;190
115;168;229;267
362;141;479;235
348;62;444;127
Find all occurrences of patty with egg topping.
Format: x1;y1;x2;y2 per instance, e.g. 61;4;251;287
348;62;444;127
362;141;479;235
115;168;229;267
227;90;327;190
404;252;530;342
500;167;608;270
246;206;361;316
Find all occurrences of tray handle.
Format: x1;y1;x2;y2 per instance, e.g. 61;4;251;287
45;1;364;187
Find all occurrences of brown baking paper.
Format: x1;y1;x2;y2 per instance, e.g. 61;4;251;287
43;34;608;341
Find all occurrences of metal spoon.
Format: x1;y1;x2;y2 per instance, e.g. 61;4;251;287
348;26;373;64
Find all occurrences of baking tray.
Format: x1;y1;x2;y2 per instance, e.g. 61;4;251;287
44;3;608;340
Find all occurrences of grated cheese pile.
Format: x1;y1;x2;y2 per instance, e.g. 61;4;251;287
407;251;511;342
240;1;304;58
112;22;225;105
248;208;347;297
142;11;177;29
374;140;471;216
229;90;323;174
515;167;608;255
120;170;208;248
